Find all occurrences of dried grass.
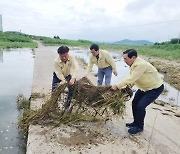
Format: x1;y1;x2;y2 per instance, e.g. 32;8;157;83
22;77;133;128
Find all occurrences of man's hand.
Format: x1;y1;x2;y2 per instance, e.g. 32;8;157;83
127;84;133;88
113;71;118;76
69;78;75;85
111;85;118;91
59;79;66;85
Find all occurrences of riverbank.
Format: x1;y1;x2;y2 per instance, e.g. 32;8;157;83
26;43;180;154
141;56;180;91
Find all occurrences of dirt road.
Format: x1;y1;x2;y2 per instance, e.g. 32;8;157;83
26;42;180;154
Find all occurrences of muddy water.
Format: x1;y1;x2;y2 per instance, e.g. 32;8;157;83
0;49;34;154
70;49;180;106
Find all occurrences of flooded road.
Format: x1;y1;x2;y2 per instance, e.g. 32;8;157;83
0;49;34;154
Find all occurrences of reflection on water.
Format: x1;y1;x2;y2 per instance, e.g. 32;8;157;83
70;49;180;106
0;51;3;62
0;49;34;154
159;82;180;106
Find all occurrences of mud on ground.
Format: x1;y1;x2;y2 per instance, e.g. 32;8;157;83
142;56;180;90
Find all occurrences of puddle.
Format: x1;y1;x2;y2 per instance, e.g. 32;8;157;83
0;48;34;154
159;82;180;106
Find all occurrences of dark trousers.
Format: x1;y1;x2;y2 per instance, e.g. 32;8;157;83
132;84;164;129
52;72;73;108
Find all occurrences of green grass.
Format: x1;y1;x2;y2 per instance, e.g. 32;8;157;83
0;41;37;48
34;36;180;62
0;32;37;48
1;31;179;61
134;45;180;61
35;36;180;61
99;43;180;61
33;36;94;47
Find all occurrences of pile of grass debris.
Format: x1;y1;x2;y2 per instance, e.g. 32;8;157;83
22;77;133;128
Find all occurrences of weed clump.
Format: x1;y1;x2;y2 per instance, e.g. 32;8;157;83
20;77;133;130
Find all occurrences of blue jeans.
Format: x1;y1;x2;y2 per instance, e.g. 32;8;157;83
132;84;164;129
97;66;112;86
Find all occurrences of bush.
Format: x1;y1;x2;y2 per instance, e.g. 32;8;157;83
170;38;179;44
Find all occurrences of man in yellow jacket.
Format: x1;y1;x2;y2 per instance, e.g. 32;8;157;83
111;49;164;135
52;46;79;109
86;44;117;86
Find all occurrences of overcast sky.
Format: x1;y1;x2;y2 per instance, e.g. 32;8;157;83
0;0;180;42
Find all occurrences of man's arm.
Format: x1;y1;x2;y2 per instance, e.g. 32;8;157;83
85;56;94;76
106;52;117;76
116;64;147;89
54;61;66;83
70;56;79;85
111;63;147;91
71;56;79;79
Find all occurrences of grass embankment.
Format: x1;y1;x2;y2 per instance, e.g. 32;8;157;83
33;36;93;48
100;43;180;62
0;32;37;48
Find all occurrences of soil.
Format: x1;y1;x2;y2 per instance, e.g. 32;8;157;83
141;56;180;90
